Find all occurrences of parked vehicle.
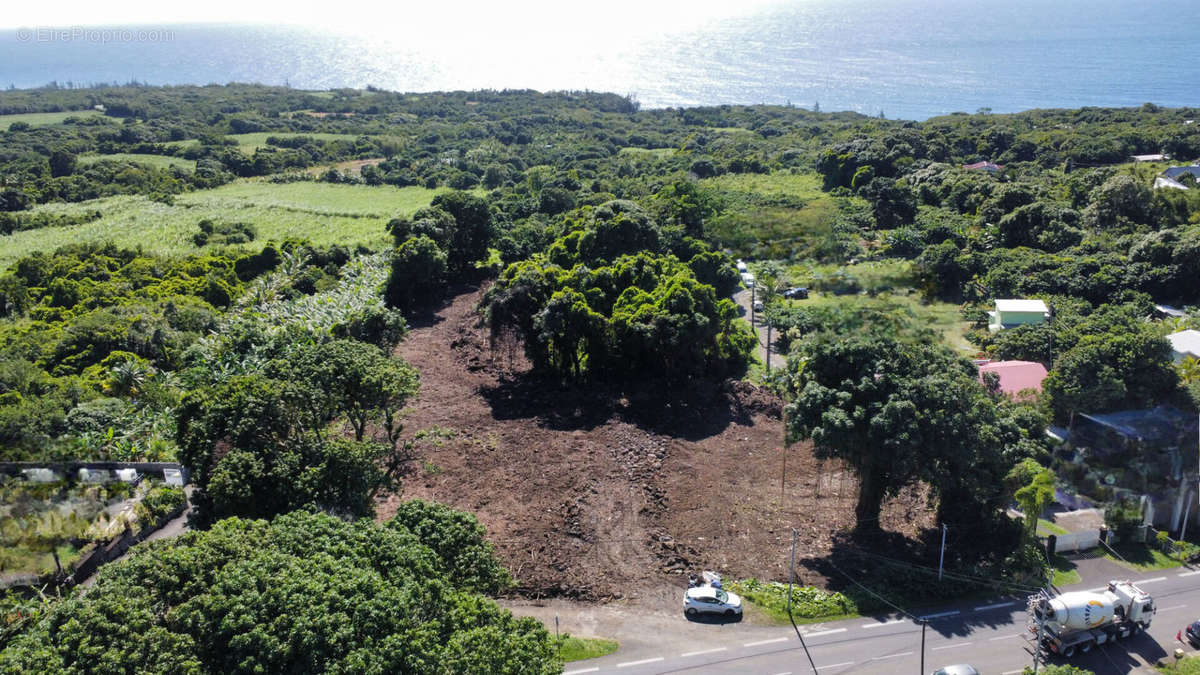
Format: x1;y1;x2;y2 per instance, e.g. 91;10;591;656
740;272;755;288
1184;619;1200;647
683;586;742;616
1027;580;1154;658
753;300;764;312
783;286;809;299
736;259;748;273
931;665;979;675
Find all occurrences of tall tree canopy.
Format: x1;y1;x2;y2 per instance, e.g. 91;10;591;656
0;509;557;674
785;332;1036;533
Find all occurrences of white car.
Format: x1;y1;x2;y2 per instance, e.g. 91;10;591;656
683;586;743;616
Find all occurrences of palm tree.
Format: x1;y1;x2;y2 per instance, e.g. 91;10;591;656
1178;355;1200;385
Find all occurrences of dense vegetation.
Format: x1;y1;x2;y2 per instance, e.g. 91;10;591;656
0;507;558;673
4;82;1200;665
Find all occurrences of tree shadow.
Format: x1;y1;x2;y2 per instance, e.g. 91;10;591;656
1064;629;1169;673
806;529;1027;639
479;374;772;440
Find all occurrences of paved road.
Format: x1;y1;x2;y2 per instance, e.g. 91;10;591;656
733;288;771;366
566;568;1200;675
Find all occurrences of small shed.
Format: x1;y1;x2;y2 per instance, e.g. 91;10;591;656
963;160;1003;172
1167;329;1200;363
988;298;1050;332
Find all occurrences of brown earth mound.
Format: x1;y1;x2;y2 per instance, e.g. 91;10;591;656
377;284;934;600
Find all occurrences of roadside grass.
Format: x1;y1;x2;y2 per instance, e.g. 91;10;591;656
77;153;196;171
0;110;104;130
0;181;442;266
1159;655;1200;673
727;579;862;626
558;635;619;662
1049;554;1081;586
1103;543;1188;572
1037;519;1070;537
703;172;859;260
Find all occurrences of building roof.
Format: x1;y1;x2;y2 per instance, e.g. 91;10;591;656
1075;406;1197;445
963;161;1003;171
1131;154;1169;162
1155;304;1186;318
978;360;1048;396
1167;329;1200;357
994;298;1049;314
1163;166;1200;181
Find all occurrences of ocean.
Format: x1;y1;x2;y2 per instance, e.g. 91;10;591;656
1;0;1198;121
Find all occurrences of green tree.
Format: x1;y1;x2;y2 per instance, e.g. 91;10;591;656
384;234;448;312
1007;459;1056;536
0;510;559;674
786;334;1023;531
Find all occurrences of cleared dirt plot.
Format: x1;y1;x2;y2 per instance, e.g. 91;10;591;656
379;285;936;600
0;181;442;266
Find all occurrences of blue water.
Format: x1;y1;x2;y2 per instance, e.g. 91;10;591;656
1;0;1198;120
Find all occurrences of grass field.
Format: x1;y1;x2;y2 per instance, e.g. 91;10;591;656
703;172;856;260
558;636;619;662
77;153;196;171
226;132;362;151
1049;554;1081;586
0;181;444;266
776;260;976;354
0;110;104;130
618;147;676;159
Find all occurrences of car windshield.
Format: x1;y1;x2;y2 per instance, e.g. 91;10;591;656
715;589;728;603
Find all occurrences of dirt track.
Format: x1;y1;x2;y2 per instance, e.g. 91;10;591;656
378;284;933;600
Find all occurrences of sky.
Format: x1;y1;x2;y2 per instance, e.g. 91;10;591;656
0;0;784;40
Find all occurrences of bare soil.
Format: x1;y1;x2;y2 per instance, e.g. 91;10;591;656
378;284;935;600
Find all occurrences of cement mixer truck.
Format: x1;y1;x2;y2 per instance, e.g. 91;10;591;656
1027;580;1155;658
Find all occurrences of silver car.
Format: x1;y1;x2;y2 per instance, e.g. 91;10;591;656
683;586;743;616
932;665;979;675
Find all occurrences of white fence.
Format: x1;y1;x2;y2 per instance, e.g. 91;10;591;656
1050;529;1101;553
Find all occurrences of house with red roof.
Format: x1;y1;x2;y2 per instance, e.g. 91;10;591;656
977;360;1048;399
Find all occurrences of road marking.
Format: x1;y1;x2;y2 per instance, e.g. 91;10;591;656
817;661;856;670
1087;587;1106;592
1179;570;1200;577
932;642;973;651
617;657;664;668
745;637;789;647
990;633;1021;641
769;672;792;675
1003;670;1025;674
922;610;960;620
1137;576;1168;584
680;647;727;658
564;668;599;675
862;619;907;628
974;601;1018;611
870;651;914;660
1159;604;1187;612
805;628;848;638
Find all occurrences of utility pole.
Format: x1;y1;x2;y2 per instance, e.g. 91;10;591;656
766;320;772;371
919;619;927;675
787;529;819;675
938;523;947;581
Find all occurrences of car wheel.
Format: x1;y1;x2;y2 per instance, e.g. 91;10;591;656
1080;641;1092;653
724;609;734;616
685;608;697;617
1063;645;1076;658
